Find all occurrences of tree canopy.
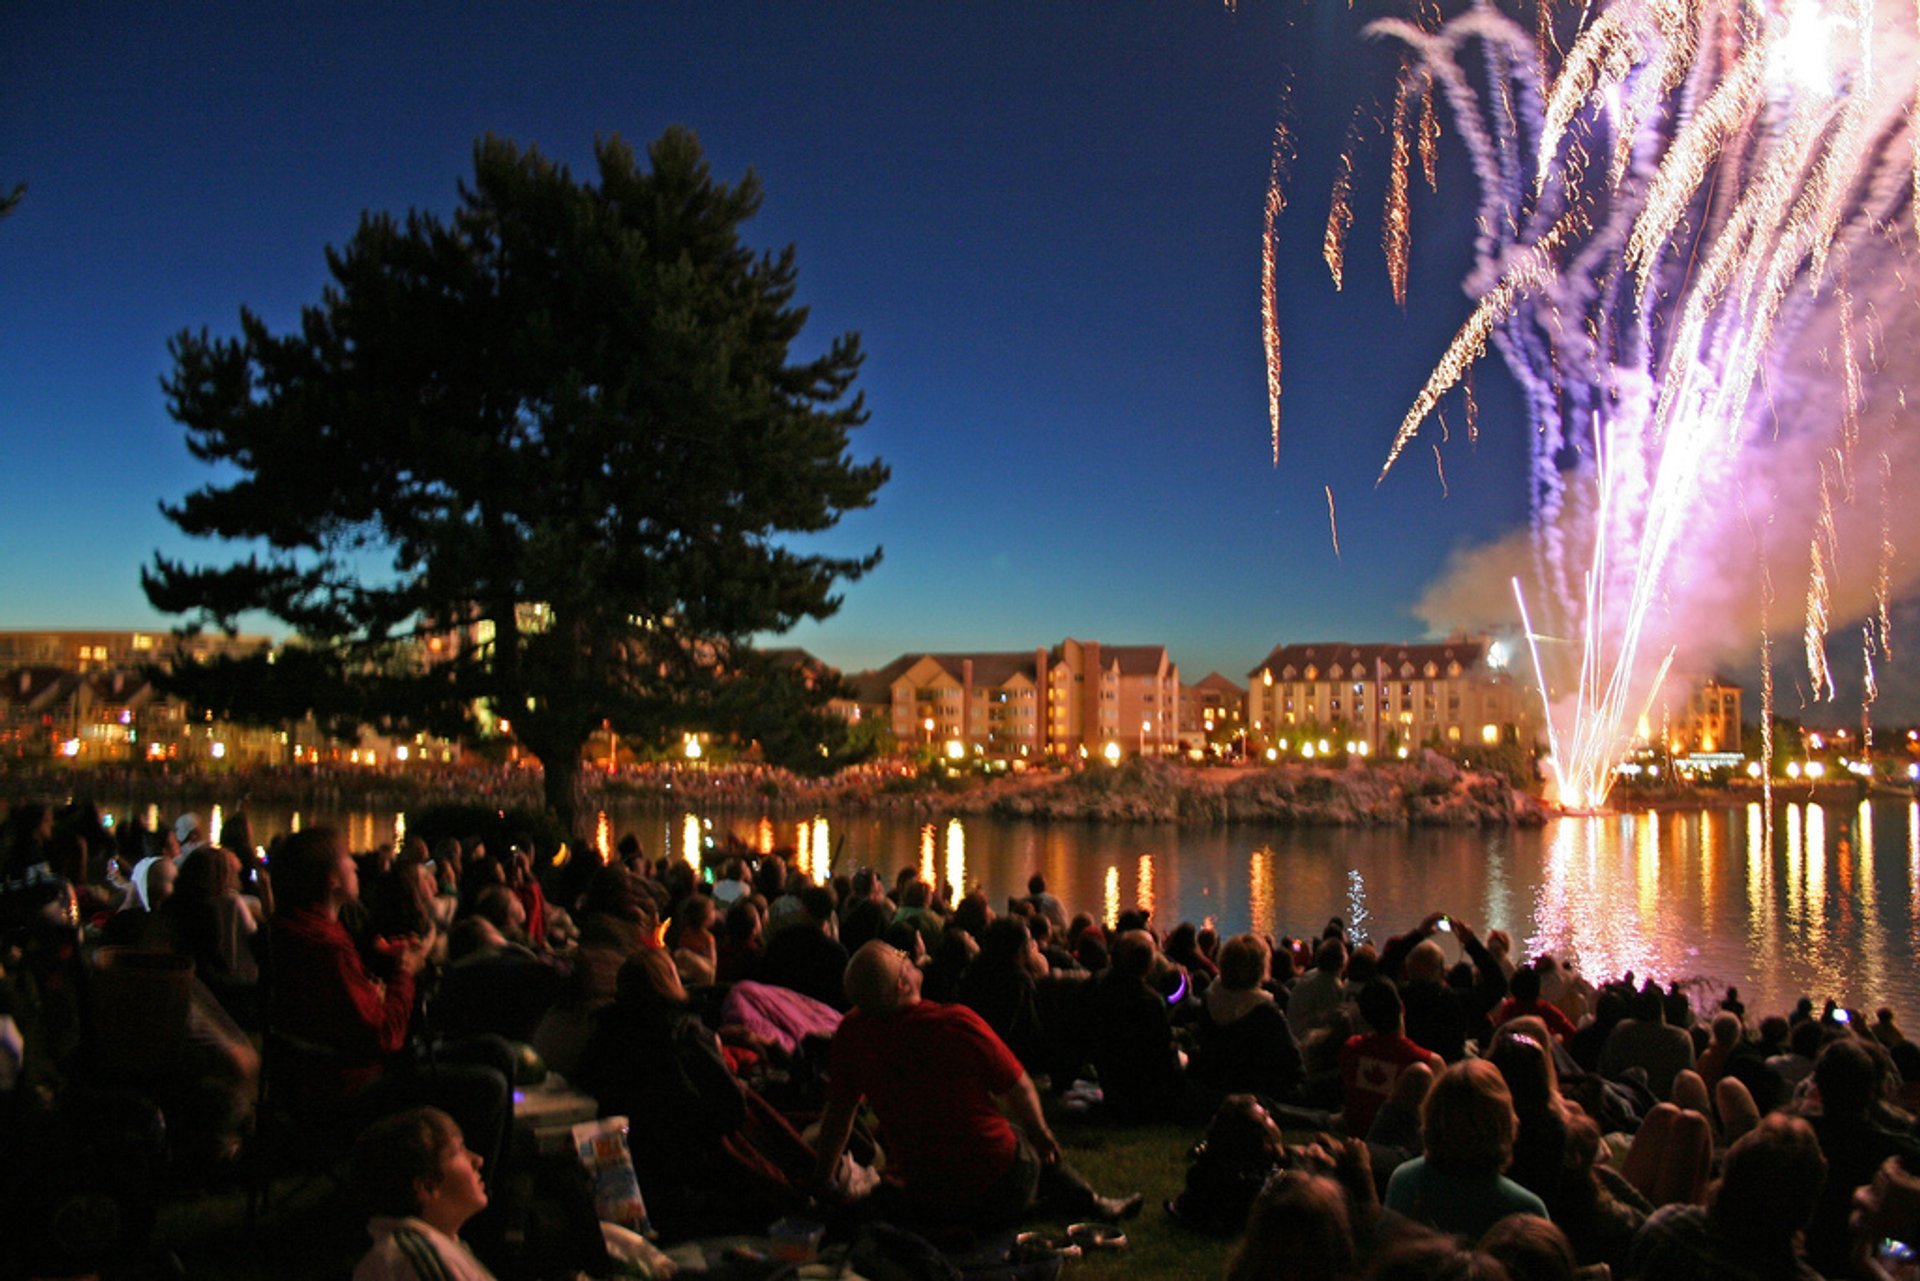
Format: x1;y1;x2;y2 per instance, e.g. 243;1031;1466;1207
146;129;888;834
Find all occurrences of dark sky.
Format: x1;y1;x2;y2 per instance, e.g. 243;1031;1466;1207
1;0;1613;689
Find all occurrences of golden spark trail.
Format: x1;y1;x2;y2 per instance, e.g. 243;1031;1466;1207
1464;367;1479;444
1419;76;1441;190
1264;120;1292;465
1433;443;1450;497
1324;112;1362;291
1326;485;1341;559
1386;76;1413;309
1378;215;1575;479
1878;452;1894;659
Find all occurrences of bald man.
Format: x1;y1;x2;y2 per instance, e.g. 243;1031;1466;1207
810;939;1140;1229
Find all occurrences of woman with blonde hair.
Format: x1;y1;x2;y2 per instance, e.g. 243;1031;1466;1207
1384;1059;1546;1242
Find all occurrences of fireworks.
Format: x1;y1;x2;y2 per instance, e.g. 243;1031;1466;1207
1350;0;1920;810
1265;120;1293;464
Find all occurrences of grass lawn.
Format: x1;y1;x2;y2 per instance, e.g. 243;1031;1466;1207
157;1102;1239;1281
1042;1112;1234;1281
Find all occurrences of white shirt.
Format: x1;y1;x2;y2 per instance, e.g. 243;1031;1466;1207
354;1217;496;1281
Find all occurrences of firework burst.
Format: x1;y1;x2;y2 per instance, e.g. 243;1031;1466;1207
1355;0;1920;810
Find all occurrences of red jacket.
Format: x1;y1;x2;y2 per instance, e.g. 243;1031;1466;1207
272;908;415;1105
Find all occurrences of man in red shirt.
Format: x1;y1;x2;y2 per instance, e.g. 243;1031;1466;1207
811;939;1141;1229
1339;979;1443;1137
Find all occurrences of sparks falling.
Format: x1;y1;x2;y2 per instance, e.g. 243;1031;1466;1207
1358;0;1920;811
1324;112;1362;290
1265;119;1294;465
1386;73;1415;308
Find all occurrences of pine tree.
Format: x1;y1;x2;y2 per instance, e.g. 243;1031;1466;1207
146;130;887;837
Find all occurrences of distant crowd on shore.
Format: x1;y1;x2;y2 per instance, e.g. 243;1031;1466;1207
3;794;1918;1280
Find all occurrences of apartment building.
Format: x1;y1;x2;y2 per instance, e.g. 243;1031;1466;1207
1179;672;1247;752
1245;636;1538;755
1653;675;1742;755
876;638;1180;759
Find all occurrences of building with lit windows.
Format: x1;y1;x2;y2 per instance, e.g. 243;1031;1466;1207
1179;672;1247;753
872;638;1180;759
1244;636;1539;757
1660;675;1742;755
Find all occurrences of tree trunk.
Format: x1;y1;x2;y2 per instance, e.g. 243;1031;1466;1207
538;740;593;854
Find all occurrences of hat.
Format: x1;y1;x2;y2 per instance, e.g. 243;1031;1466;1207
174;812;203;843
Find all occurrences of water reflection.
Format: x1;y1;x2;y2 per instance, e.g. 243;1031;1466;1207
227;800;1920;1017
1911;802;1920;954
1249;849;1274;933
1346;869;1371;944
944;818;964;895
1529;815;1660;988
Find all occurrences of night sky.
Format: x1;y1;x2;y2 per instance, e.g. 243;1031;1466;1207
1;1;1777;700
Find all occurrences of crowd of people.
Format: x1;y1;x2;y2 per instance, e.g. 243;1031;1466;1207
3;795;1920;1281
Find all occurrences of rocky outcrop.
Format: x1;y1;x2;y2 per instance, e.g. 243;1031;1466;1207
878;753;1546;827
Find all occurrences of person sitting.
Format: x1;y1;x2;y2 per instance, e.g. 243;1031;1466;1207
1478;1214;1579;1281
574;949;811;1235
1800;1037;1920;1276
1287;935;1349;1040
1021;874;1067;934
666;894;718;988
1168;1093;1289;1236
1085;929;1185;1123
1398;936;1471;1063
431;918;563;1045
1222;1168;1360;1281
1189;933;1303;1105
1165;922;1218;983
809;939;1141;1231
1489;966;1576;1043
1384;1058;1548;1243
1600;986;1695;1101
99;854;174;947
269;828;512;1185
1340;979;1444;1138
1629;1113;1828;1281
350;1106;495;1281
714;898;764;985
957;917;1049;1073
758;885;848;1010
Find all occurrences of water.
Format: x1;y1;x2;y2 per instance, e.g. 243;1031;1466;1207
233;797;1920;1021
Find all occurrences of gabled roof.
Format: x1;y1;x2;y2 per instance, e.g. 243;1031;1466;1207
872;651;1043;695
1101;645;1171;677
5;666;80;709
85;669;156;705
844;654;918;705
1248;638;1490;682
1187;671;1245;695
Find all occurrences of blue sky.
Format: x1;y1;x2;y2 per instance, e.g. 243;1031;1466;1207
0;1;1627;691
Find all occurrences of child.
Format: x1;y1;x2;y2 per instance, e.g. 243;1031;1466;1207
351;1107;495;1281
